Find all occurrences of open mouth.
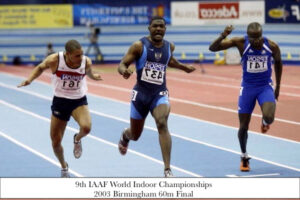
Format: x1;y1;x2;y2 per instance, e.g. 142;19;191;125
154;32;163;37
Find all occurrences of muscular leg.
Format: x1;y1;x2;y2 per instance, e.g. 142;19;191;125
118;100;146;155
71;105;91;142
261;102;276;124
152;104;171;170
119;118;145;155
238;113;251;154
124;118;145;141
50;115;68;168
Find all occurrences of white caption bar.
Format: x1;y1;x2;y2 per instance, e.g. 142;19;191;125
1;178;299;198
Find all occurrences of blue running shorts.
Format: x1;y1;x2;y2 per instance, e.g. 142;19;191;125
130;89;169;119
238;84;275;114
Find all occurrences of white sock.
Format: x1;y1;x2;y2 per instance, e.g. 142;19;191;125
241;153;248;158
262;119;269;126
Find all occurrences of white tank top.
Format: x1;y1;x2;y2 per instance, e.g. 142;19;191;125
52;52;87;99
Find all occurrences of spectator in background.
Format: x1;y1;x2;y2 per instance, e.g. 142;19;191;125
46;43;55;57
85;23;103;63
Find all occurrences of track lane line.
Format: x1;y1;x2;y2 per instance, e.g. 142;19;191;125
1;84;299;173
0;130;83;177
1;72;300;125
0;99;202;177
226;173;280;177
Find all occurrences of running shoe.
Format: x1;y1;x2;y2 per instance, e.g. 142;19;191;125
73;133;82;159
164;168;174;177
118;129;129;155
261;123;270;133
61;163;70;178
240;157;251;172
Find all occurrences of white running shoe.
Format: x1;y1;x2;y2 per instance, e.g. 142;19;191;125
164;168;174;177
61;163;70;178
73;134;82;159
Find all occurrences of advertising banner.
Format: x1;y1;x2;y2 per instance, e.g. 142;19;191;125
266;0;300;23
0;5;73;29
73;4;170;26
171;1;264;25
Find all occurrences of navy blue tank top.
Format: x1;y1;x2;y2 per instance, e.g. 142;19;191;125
134;37;171;94
241;36;273;87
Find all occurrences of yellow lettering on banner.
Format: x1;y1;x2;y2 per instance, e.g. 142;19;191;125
0;5;73;29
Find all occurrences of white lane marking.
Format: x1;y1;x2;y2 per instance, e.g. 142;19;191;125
1;72;300;125
0;99;202;177
1;81;300;145
88;134;201;177
168;70;300;89
0;130;83;177
1;94;300;173
226;173;280;177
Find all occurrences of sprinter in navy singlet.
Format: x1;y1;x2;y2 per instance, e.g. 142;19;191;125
209;22;282;172
130;37;171;119
117;16;195;177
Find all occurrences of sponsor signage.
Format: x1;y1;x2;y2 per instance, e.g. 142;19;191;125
171;1;264;25
198;2;239;19
0;5;73;29
73;4;170;25
266;0;300;23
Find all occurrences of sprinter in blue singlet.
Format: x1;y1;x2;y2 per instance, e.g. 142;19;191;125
209;22;282;172
117;16;195;177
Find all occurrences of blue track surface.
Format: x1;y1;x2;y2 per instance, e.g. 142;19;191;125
0;72;299;177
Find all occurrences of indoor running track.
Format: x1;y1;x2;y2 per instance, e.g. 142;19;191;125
0;72;299;178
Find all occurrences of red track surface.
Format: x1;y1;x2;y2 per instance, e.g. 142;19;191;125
1;64;300;142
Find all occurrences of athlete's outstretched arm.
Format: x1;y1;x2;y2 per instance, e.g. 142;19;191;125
270;40;282;100
86;57;102;81
17;54;57;87
118;41;142;79
209;25;240;52
168;43;195;73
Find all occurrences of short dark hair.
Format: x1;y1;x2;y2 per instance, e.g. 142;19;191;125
65;40;81;53
149;16;166;25
47;43;52;49
95;27;100;35
247;22;262;32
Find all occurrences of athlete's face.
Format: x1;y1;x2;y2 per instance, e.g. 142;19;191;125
66;48;83;67
148;19;166;43
247;29;263;50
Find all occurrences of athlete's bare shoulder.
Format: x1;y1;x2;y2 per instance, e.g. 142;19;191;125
268;39;280;51
44;53;59;72
129;40;143;57
132;40;143;50
169;42;175;52
268;39;281;61
230;37;245;54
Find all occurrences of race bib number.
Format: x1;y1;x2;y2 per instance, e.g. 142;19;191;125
131;90;138;101
60;73;84;90
246;55;268;73
62;80;81;90
239;87;243;96
141;66;164;85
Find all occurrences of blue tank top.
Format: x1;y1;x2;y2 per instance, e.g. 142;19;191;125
134;37;171;94
241;36;273;87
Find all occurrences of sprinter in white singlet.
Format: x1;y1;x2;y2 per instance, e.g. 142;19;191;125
18;40;102;177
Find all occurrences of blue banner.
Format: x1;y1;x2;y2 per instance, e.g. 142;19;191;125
73;4;170;26
266;0;300;23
